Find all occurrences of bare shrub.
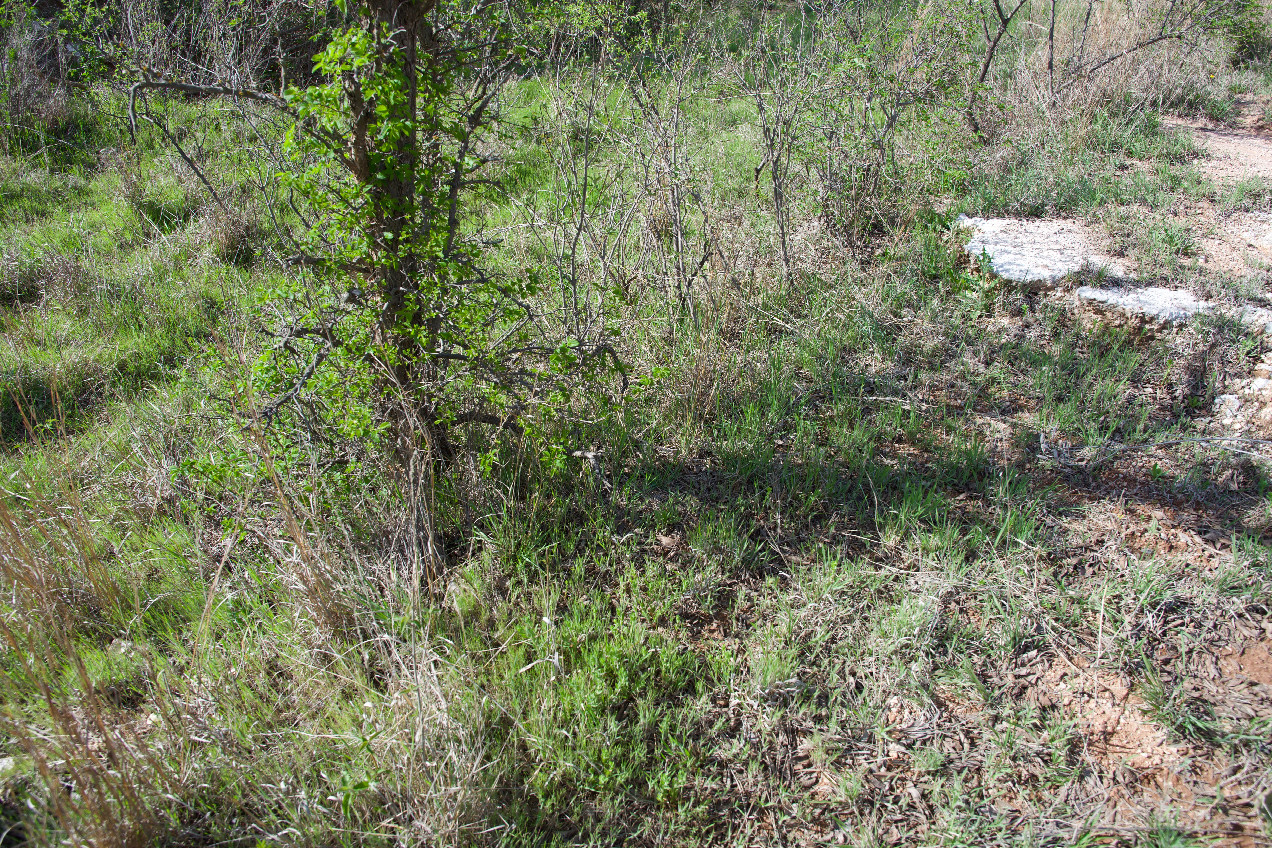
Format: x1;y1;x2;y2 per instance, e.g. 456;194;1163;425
809;0;977;246
0;7;76;153
623;26;719;320
732;10;817;285
119;0;325;88
971;0;1249;135
516;59;633;352
732;0;976;262
511;9;767;349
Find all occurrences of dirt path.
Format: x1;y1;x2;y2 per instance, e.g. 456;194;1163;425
1173;119;1272;185
1166;102;1272;277
963;101;1272;282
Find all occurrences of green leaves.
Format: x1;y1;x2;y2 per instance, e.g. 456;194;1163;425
254;0;622;483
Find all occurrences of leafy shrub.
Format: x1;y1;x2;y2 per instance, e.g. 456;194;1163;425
1227;0;1272;65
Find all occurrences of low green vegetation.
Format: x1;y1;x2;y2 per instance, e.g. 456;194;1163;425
1;0;1271;845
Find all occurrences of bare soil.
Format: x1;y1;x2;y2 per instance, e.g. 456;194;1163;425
1167;101;1272;277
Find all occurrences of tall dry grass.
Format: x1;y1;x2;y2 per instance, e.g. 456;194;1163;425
970;0;1250;140
0;0;1262;843
0;403;488;845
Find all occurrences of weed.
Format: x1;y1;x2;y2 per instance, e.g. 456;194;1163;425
1219;175;1272;212
1138;818;1204;848
0;3;1268;845
1203;94;1239;124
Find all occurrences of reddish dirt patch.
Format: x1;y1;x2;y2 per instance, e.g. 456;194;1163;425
1188;125;1272;184
1191;204;1272;277
1220;638;1272;689
1023;657;1272;839
1031;660;1183;773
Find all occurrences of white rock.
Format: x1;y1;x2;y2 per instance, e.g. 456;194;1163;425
956;215;1132;286
1215;394;1242;414
1240;305;1272;336
1078;285;1272;338
1076;286;1212;324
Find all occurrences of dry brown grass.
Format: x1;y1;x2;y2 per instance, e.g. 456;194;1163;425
4;1;1272;844
0;397;492;845
976;0;1244;141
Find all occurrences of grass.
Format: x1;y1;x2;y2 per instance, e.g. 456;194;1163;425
2;11;1272;848
957;114;1204;218
0;109;265;442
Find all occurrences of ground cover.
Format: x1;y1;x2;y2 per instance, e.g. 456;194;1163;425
1;4;1271;847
